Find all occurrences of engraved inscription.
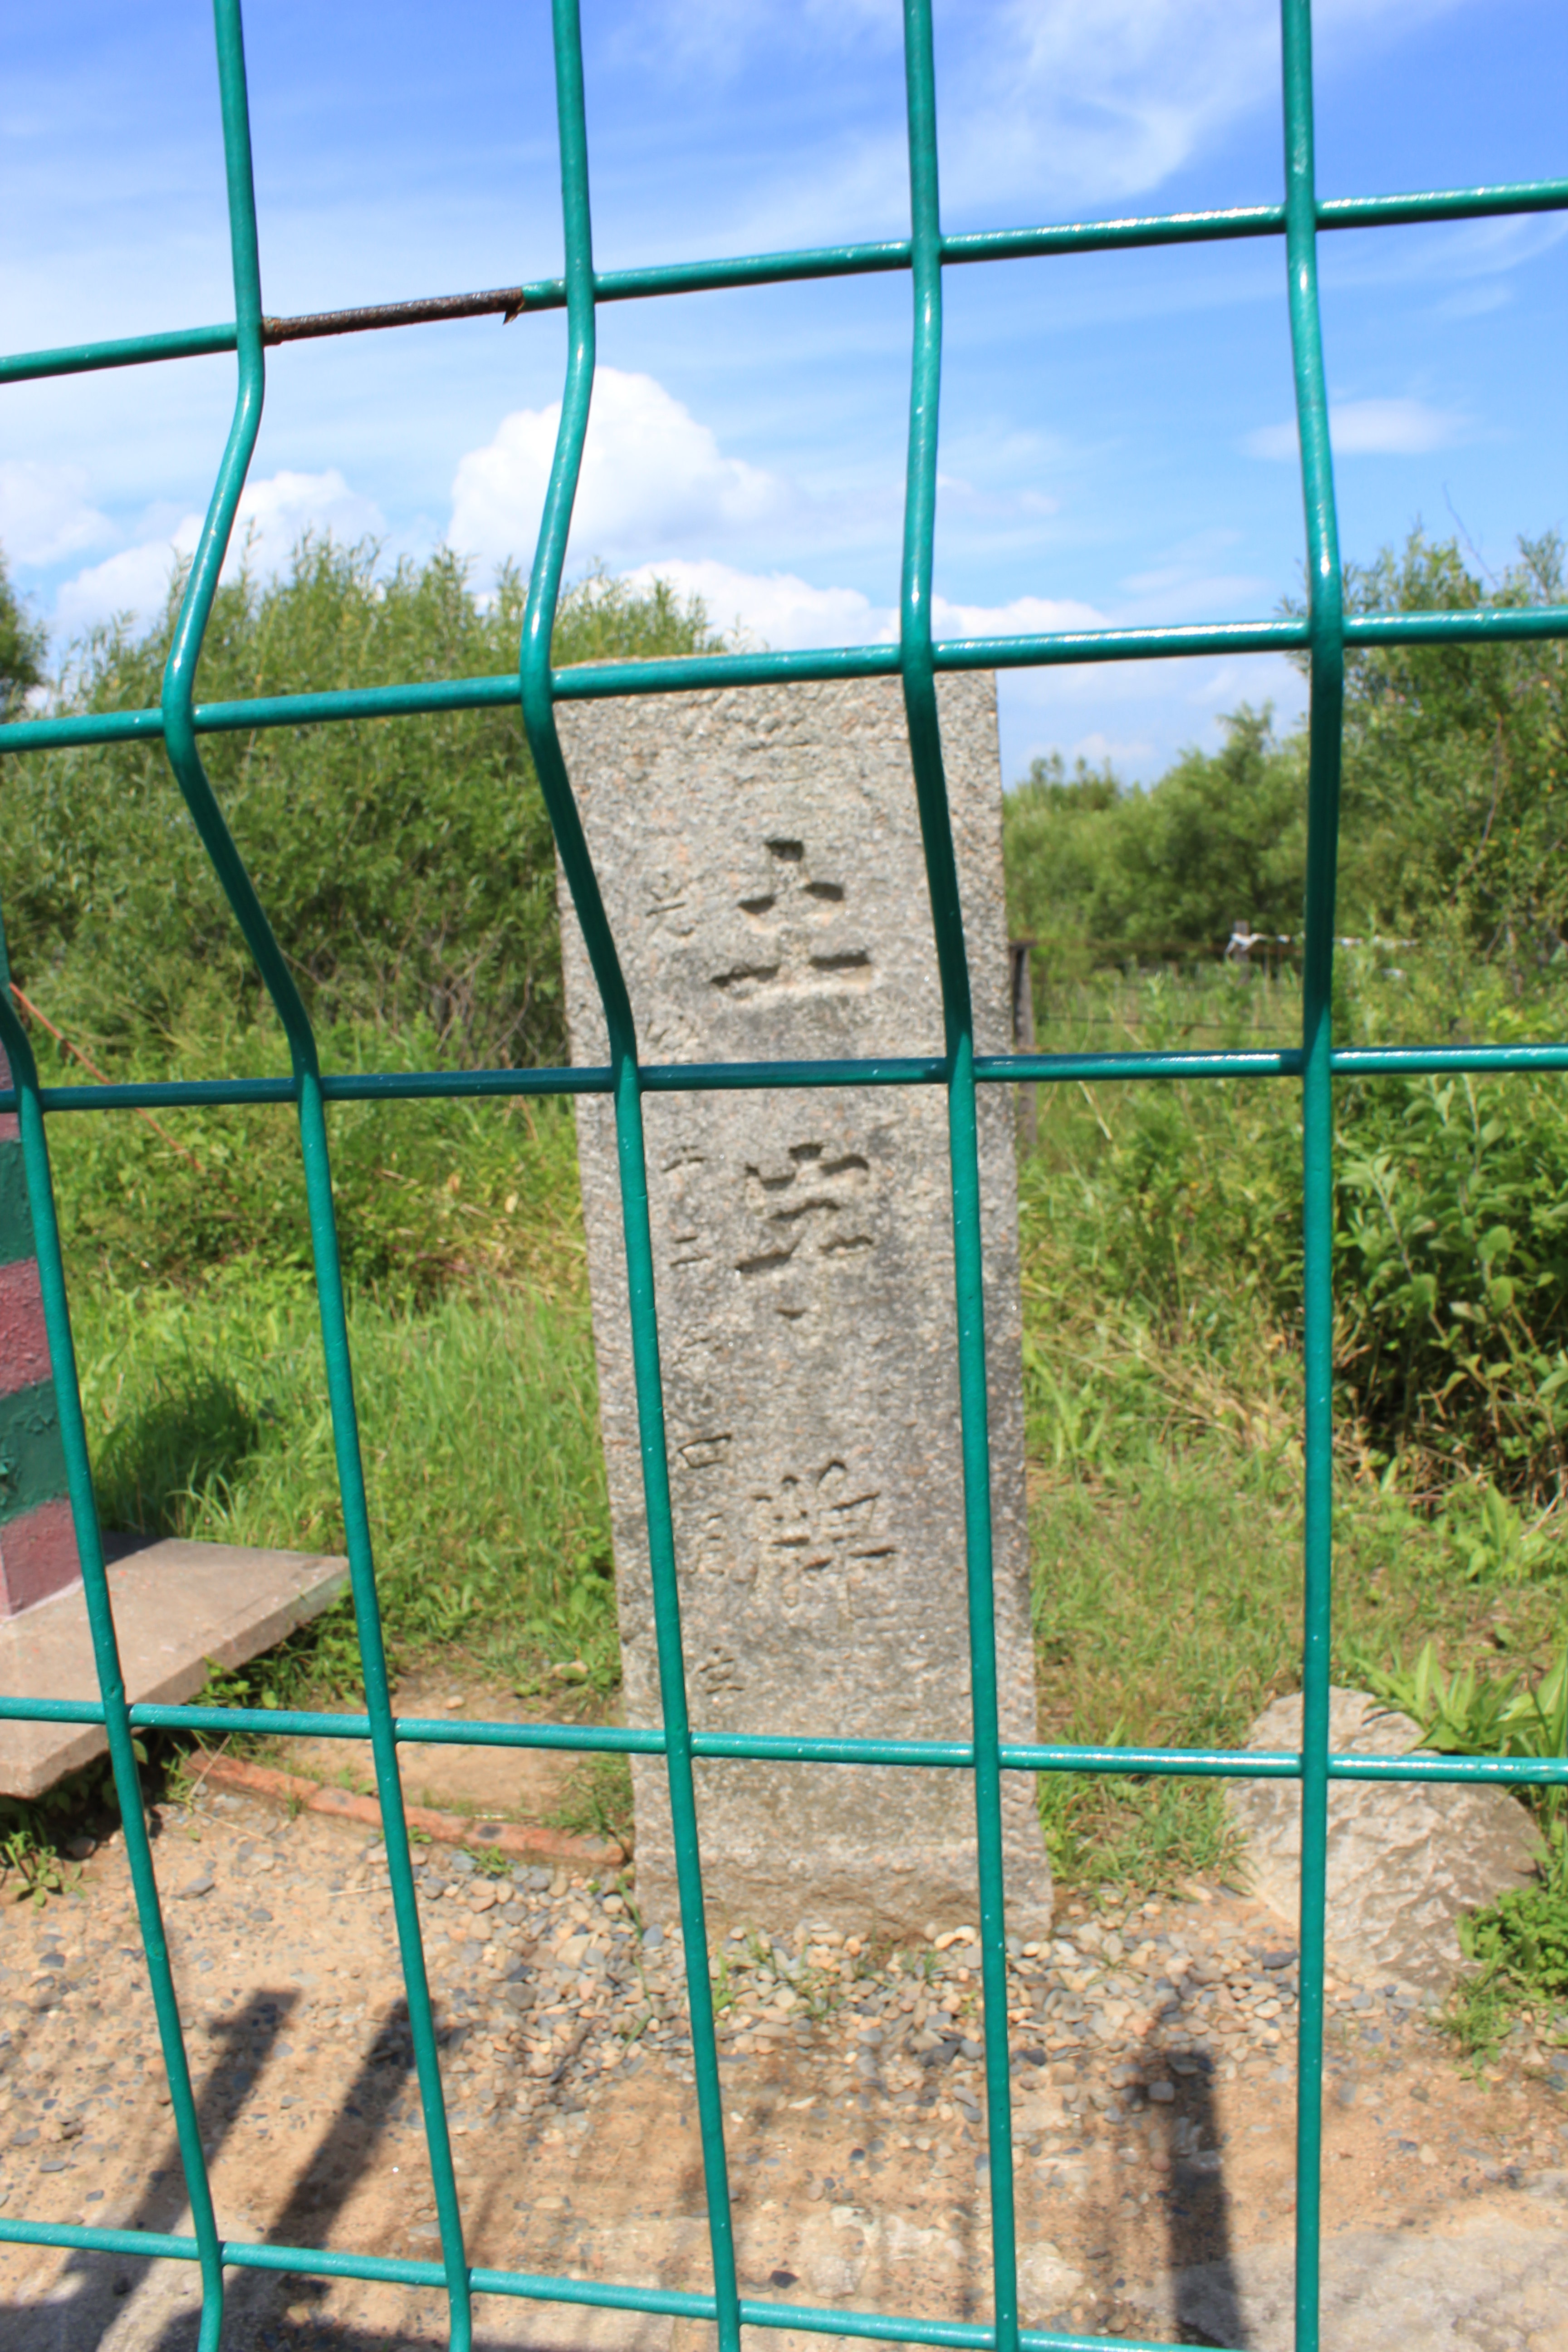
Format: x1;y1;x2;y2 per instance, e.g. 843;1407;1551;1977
693;1645;746;1697
747;1459;896;1608
645;865;697;939
735;1139;876;1303
711;837;873;999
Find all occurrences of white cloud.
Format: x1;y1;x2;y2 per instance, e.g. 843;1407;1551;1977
618;558;885;650
53;469;385;636
1245;396;1467;461
449;369;789;572
606;567;1112;654
943;0;1283;209
939;0;1469;216
1066;729;1157;766
0;461;113;567
224;470;385;573
931;590;1109;640
54;539;189;636
623;0;1468;228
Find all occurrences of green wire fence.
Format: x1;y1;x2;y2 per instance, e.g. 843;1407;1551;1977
0;3;1565;2347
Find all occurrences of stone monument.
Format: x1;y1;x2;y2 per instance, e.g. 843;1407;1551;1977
557;673;1050;1940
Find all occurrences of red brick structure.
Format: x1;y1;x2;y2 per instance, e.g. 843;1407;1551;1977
0;1038;82;1615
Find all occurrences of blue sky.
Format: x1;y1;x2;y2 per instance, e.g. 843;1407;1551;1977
3;0;1564;782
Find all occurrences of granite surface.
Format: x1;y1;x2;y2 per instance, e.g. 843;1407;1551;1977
557;674;1050;1938
1228;1686;1541;1990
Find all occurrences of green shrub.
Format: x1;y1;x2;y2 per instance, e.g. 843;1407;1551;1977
1459;1885;1568;1999
37;1018;589;1304
1448;1884;1568;2059
1021;949;1568;1500
3;546;722;1071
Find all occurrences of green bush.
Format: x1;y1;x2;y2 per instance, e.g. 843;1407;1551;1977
1004;706;1305;971
3;545;721;1070
1004;528;1568;985
41;1016;590;1303
1021;949;1568;1500
0;544;45;721
1336;530;1568;962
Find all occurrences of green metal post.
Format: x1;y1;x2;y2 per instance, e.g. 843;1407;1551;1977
150;5;477;2341
516;10;740;2351
0;924;225;2350
1281;5;1345;2349
899;10;1019;2352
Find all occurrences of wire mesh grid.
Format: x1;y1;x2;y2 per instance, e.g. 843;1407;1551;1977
1;3;1566;2347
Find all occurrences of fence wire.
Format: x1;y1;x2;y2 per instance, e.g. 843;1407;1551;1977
1;5;1566;2349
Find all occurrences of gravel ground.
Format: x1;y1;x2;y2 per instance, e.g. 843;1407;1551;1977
1;1782;1566;2350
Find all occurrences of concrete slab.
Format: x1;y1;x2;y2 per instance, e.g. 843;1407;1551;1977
0;1534;348;1798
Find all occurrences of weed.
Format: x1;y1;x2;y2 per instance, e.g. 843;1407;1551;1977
0;1824;75;1907
1440;1482;1563;1585
1445;1884;1568;2059
462;1840;516;1879
546;1754;634;1849
1345;1635;1563;1890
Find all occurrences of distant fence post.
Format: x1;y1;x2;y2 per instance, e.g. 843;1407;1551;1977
0;1014;83;1617
1009;936;1038;1154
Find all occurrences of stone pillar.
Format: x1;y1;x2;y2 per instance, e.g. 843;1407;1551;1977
0;1038;83;1616
558;673;1050;1941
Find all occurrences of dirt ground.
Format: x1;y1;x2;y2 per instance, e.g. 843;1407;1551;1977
1;1750;1567;2352
275;1667;591;1831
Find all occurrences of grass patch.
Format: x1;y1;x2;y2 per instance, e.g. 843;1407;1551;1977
1445;1885;1568;2062
74;1272;612;1710
546;1753;636;1849
1015;962;1568;1896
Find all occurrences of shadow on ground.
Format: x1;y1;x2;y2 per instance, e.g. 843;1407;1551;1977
0;1989;441;2352
1163;2060;1249;2349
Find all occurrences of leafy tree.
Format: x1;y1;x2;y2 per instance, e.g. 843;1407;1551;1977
1002;750;1123;969
1003;708;1306;968
1005;525;1568;984
1334;529;1568;964
1;541;722;1069
0;544;46;721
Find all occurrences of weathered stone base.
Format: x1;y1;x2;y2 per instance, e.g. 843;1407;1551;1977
0;1533;349;1797
629;1759;1051;1944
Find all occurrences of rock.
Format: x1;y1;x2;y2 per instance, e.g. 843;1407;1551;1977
176;1870;214;1900
558;675;1049;1943
1018;2241;1084;2318
1227;1688;1540;1990
1134;2224;1568;2352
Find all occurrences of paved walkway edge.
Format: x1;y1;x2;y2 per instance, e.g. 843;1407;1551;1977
187;1744;627;1869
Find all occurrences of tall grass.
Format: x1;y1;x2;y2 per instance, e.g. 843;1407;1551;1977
74;1275;614;1702
1014;942;1568;1885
